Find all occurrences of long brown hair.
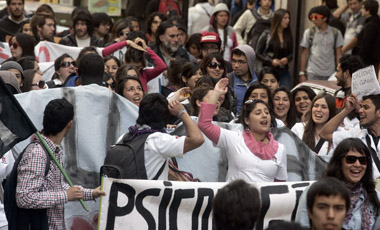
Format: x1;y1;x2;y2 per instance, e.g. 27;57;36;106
270;9;293;49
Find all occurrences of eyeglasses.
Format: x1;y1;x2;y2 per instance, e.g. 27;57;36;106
208;62;223;69
309;14;324;20
60;61;76;68
9;42;19;49
344;155;367;165
231;59;247;65
31;80;45;88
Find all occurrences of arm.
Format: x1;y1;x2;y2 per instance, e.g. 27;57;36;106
299;47;308;82
342;37;358;54
332;4;348;19
335;46;342;66
233;10;249;45
102;40;127;57
168;100;204;153
142;47;167;82
319;95;358;142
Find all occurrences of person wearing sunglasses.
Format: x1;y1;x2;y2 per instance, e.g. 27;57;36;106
47;53;77;88
8;33;35;60
198;78;287;182
296;138;380;230
200;53;226;79
21;69;46;92
299;6;344;82
105;19;133;46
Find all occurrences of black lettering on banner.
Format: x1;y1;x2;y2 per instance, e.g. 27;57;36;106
159;181;173;230
136;188;161;230
256;185;289;230
106;182;136;230
291;183;310;221
192;188;214;230
169;189;195;230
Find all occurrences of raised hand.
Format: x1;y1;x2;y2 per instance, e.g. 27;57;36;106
134;37;147;50
170;87;191;102
126;40;146;52
214;78;229;96
168;100;186;117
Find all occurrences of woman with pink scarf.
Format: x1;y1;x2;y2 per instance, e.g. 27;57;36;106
198;78;287;182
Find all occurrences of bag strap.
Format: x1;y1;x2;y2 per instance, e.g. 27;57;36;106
200;4;210;17
152;161;166;180
314;138;326;154
366;134;380;172
250;9;262;20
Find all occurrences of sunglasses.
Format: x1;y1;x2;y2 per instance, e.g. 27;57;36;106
31;80;45;89
119;31;129;37
309;14;324;20
9;42;19;49
60;61;77;68
345;155;367;165
208;62;223;69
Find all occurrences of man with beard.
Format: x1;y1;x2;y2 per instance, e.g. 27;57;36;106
320;94;380;177
30;13;55;44
59;10;103;47
0;0;27;42
149;21;190;66
334;54;365;109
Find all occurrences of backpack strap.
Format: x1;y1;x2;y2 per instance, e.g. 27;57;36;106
152;161;166;180
314;138;326;154
308;27;316;49
250;9;262;20
365;134;380;172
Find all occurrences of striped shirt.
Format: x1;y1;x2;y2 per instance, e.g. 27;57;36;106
16;135;94;230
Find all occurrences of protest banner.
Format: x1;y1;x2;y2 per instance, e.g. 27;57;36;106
352;65;380;100
0;43;11;63
88;0;121;16
98;178;312;230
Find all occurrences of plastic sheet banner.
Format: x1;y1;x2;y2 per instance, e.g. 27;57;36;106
98;178;313;230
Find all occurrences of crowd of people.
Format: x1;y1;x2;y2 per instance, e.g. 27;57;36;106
0;0;380;229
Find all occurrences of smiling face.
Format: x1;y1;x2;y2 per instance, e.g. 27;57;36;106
273;91;290;121
312;97;330;125
182;68;203;90
123;79;143;106
244;102;271;134
308;195;347;230
341;150;367;185
295;91;312;116
248;88;269;104
206;58;224;79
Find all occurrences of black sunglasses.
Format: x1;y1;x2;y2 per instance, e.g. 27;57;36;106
9;42;18;49
119;31;129;37
345;155;367;165
60;61;76;68
208;62;223;69
31;80;45;89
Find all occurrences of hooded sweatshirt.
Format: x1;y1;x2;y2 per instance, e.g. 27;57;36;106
203;3;237;61
227;44;257;114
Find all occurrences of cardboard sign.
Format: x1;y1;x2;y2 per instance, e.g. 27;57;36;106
98;178;312;230
352;65;380;100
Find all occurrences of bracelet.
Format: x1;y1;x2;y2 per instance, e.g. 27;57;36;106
299;71;305;75
177;108;186;118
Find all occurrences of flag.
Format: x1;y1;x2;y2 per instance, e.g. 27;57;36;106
0;77;36;156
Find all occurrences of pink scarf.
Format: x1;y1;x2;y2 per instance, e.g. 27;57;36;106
243;131;279;160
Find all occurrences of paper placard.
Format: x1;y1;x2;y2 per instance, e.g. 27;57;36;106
352;65;380;100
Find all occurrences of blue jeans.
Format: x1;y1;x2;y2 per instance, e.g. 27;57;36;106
278;68;292;90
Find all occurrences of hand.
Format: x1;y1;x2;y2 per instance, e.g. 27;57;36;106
214;78;229;96
171;87;191;102
126;40;146;52
279;57;288;66
272;59;281;67
66;186;83;201
92;186;106;199
299;74;307;83
344;94;358;113
168;100;185;117
134;37;147;50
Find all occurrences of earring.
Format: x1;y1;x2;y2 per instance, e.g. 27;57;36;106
245;127;250;134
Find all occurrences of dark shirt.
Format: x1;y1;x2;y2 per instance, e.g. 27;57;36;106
0;17;23;42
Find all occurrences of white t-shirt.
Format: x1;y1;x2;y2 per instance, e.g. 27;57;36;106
291;122;332;156
216;128;287;182
76;37;91;47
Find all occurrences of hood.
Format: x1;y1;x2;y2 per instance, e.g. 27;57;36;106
234;45;257;80
209;3;231;27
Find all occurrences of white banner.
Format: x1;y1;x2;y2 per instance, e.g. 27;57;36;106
98;178;313;230
352;65;380;100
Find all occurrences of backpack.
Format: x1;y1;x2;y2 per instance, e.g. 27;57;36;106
4;141;51;230
247;10;272;51
158;0;181;17
101;132;166;181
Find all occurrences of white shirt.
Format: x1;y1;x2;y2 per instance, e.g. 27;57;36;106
76;37;91;48
0;151;15;227
216;128;287;182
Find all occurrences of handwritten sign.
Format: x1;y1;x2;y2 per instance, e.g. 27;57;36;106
352;65;380;100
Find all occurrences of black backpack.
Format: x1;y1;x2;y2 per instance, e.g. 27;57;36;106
4;141;51;230
247;10;272;51
101;132;166;181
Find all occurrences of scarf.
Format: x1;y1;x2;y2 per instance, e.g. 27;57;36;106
344;182;371;230
125;124;166;142
242;131;279;160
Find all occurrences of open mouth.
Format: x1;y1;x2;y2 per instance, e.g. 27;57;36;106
133;96;141;104
299;104;309;111
260;120;268;126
